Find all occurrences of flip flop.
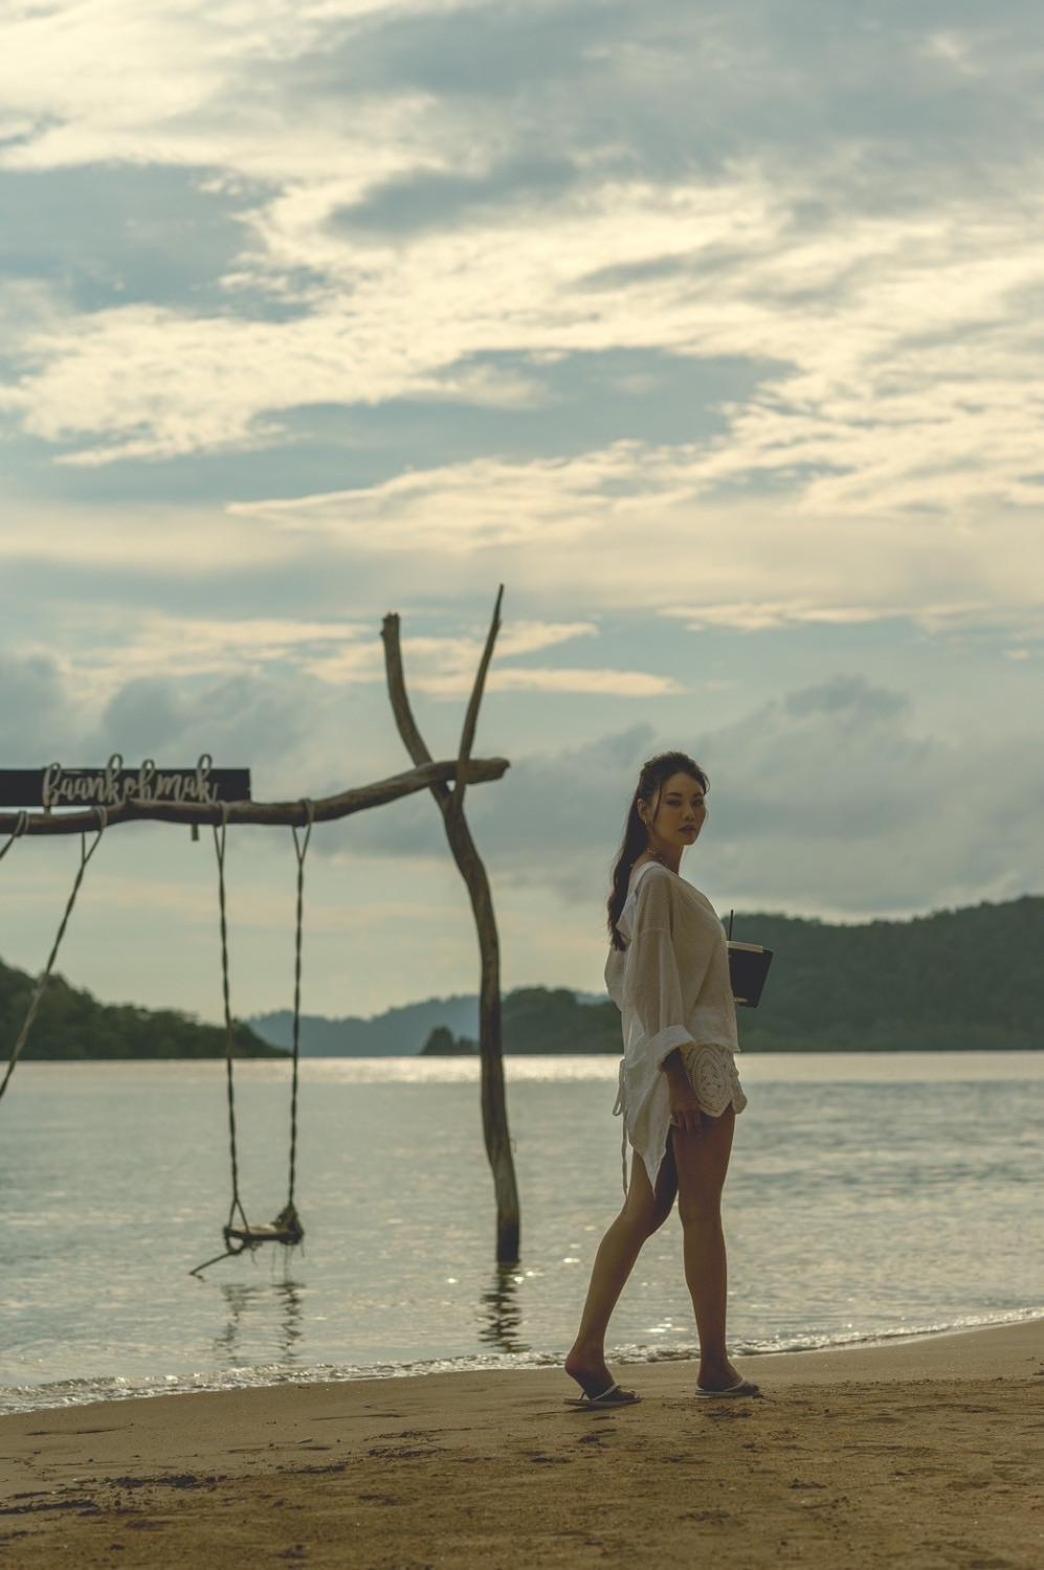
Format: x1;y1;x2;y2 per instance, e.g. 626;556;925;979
564;1380;641;1409
694;1376;761;1399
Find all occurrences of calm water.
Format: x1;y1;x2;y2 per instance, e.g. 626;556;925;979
1;1053;1041;1415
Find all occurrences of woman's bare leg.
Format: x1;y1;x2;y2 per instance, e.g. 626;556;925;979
565;1145;677;1395
671;1104;740;1388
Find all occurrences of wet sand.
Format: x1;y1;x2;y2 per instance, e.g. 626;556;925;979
1;1318;1041;1569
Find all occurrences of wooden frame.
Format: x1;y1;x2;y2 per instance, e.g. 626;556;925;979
2;587;521;1264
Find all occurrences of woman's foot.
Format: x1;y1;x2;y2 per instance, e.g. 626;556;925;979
696;1357;745;1392
564;1344;615;1399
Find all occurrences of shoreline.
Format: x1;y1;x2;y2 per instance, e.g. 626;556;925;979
12;1045;1044;1060
2;1317;1041;1568
4;1307;1042;1419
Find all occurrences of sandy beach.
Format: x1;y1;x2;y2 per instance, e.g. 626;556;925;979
1;1318;1041;1569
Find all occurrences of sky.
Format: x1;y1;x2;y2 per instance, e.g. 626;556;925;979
1;0;1041;1024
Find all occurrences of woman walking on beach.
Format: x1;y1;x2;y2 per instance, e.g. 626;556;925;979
565;751;759;1406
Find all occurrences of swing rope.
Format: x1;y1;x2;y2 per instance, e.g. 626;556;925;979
215;799;250;1251
0;810;29;866
190;800;314;1277
0;808;107;1104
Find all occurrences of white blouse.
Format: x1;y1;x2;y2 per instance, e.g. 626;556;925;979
604;861;745;1195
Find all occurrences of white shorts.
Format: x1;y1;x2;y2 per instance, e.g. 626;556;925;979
679;1043;748;1118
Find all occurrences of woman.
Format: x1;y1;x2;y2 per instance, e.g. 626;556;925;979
564;751;760;1406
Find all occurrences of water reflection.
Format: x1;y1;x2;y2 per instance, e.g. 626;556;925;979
478;1266;531;1354
5;1057;1040;1408
212;1274;306;1366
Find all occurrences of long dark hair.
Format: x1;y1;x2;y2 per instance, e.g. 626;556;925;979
606;751;710;951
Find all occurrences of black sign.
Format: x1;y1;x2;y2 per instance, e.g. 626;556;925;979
0;755;251;810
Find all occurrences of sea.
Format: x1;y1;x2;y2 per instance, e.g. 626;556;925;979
1;1052;1041;1415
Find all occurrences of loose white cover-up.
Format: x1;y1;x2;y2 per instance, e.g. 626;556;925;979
604;861;748;1195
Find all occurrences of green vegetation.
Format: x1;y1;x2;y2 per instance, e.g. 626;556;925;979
4;894;1039;1060
251;993;479;1057
421;987;615;1056
0;956;287;1060
421;895;1044;1054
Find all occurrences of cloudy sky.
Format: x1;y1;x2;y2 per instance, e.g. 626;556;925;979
1;0;1041;1024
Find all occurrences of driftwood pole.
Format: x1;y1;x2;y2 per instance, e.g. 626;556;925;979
380;586;521;1266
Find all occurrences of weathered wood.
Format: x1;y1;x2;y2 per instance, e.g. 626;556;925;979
0;757;508;837
452;591;501;817
381;586;521;1266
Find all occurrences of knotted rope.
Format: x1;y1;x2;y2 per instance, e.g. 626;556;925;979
0;808;107;1104
0;810;29;867
190;800;314;1276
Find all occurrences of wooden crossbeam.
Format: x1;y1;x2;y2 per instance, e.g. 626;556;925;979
0;757;508;837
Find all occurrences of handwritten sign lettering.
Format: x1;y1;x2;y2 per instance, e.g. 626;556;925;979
0;755;251;810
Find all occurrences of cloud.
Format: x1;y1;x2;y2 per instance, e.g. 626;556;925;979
227;442;1044;637
661;603;903;633
0;651;77;760
321;671;1044;916
3;159;1042;557
0;605;629;694
229;449;638;551
0;616;682;797
481;666;679;696
690;675;1044;914
783;675;909;725
330;153;582;236
0;0;1039;502
3;643;1039;927
0;500;301;571
0;649;331;781
86;669;322;770
0;163;272;317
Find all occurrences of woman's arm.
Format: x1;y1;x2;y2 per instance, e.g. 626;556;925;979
623;870;708;1134
661;1048;703;1135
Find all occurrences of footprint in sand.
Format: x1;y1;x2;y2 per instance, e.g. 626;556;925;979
679;1509;739;1525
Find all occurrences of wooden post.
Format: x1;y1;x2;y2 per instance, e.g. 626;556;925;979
381;587;521;1266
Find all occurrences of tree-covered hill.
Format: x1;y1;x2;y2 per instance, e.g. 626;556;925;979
421;991;611;1056
250;992;480;1057
721;894;1044;1050
0;957;288;1060
421;895;1044;1054
5;894;1040;1060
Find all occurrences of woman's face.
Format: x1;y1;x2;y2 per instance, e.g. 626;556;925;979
643;771;707;848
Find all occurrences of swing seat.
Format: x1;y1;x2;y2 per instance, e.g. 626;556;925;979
224;1206;305;1249
225;1224;293;1244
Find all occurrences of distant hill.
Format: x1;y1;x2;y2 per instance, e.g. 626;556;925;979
249;993;483;1057
728;894;1043;1051
419;988;617;1056
0;957;287;1061
253;895;1044;1056
5;895;1039;1061
247;989;605;1054
414;898;1042;1055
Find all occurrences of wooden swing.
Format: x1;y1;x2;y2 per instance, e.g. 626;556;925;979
1;588;520;1266
0;792;313;1270
188;798;314;1276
